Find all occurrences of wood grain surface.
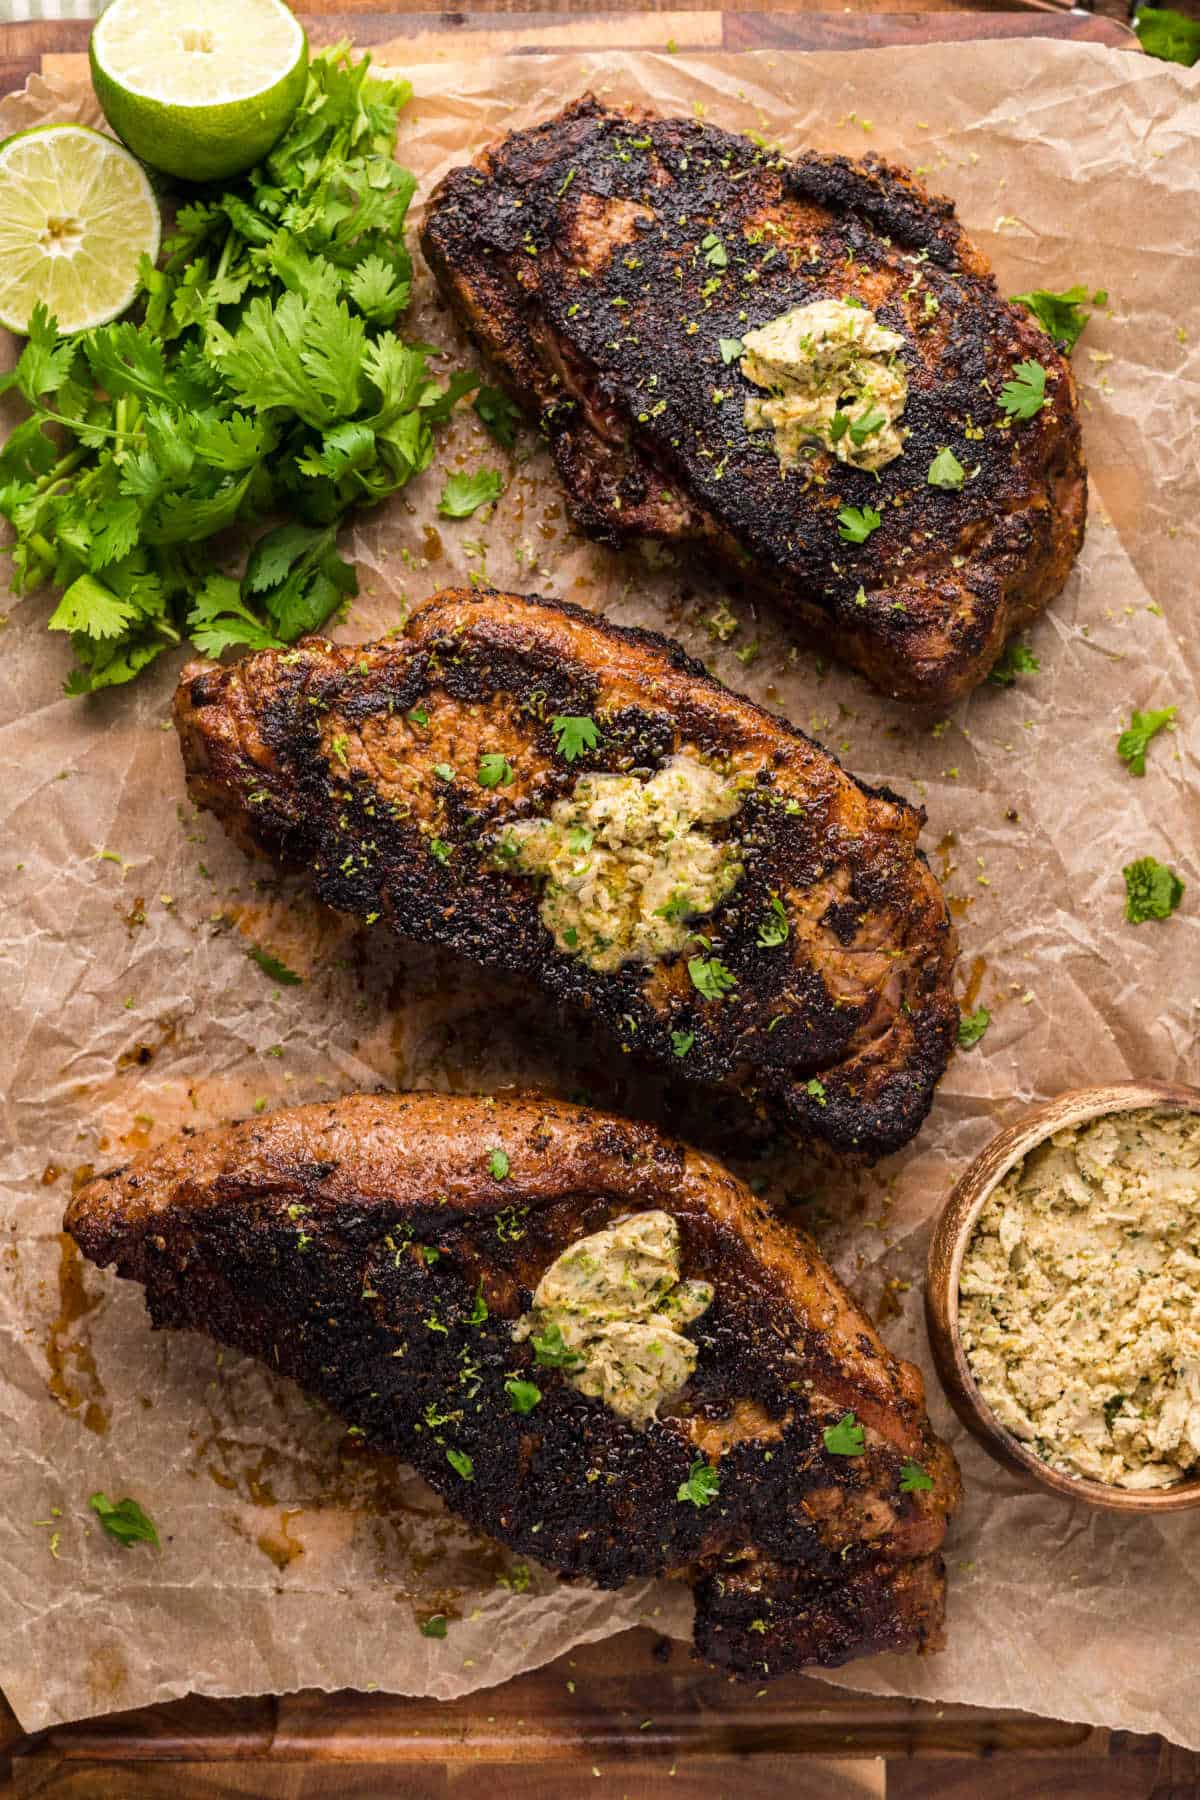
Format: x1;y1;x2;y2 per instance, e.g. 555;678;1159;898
0;4;1184;1795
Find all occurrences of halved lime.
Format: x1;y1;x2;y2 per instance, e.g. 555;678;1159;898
0;124;160;335
90;0;308;185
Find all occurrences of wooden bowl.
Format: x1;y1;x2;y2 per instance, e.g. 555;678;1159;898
926;1080;1200;1513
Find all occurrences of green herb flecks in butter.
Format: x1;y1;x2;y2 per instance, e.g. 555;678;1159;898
740;298;908;473
513;1211;713;1426
495;752;744;973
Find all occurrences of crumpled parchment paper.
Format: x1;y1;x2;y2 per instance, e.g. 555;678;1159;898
1;36;1198;1746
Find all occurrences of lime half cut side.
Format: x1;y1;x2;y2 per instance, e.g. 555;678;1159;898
90;0;308;184
0;124;160;336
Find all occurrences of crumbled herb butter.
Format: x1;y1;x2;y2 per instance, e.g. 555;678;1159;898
740;298;908;472
513;1211;713;1425
496;752;744;972
959;1108;1200;1490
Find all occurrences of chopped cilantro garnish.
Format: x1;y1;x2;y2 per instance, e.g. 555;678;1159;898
1134;7;1200;66
531;1322;584;1369
474;385;524;448
1123;856;1184;923
671;1030;695;1059
429;837;453;864
1116;706;1176;776
408;706;429;727
823;1412;865;1456
927;446;965;490
248;945;303;986
999;359;1048;421
957;1006;990;1048
837;505;882;544
551;714;601;761
438;469;504;519
677;1457;720;1507
688;956;737;1000
719;336;744;364
899;1459;934;1493
701;233;728;269
446;1448;474;1481
477;752;514;788
505;1377;542;1414
468;1282;488;1324
805;1077;827;1106
434;762;455;782
1010;285;1103;353
987;639;1040;686
848;409;886;446
89;1493;159;1548
487;1149;510;1180
756;893;789;948
420;1613;449;1638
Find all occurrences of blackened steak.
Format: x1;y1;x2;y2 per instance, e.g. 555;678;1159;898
420;96;1086;704
66;1091;962;1679
174;587;959;1159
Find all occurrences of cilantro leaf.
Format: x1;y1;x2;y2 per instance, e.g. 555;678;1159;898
848;409;886;446
1010;285;1098;353
677;1457;720;1507
1123;857;1184;923
719;336;744;364
1116;705;1176;776
468;1283;488;1325
899;1460;934;1493
823;1412;865;1456
505;1378;542;1414
420;1614;448;1638
551;715;601;761
927;447;965;490
487;1149;510;1180
805;1077;827;1106
437;469;503;519
1134;6;1200;65
999;360;1048;421
671;1030;695;1059
478;752;514;788
89;1493;160;1548
531;1322;585;1369
957;1006;990;1049
987;639;1040;686
347;253;411;324
47;574;137;641
248;944;303;985
446;1448;474;1481
187;574;284;658
688;956;737;1000
474;386;524;448
837;505;882;544
756;894;789;948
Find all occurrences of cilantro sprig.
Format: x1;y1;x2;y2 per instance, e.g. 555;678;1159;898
89;1493;159;1548
823;1413;866;1456
1116;706;1176;776
677;1457;720;1507
999;360;1048;421
1011;285;1105;353
1123;857;1184;923
0;49;474;695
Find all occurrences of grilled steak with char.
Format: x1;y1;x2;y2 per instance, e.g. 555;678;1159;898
66;1092;961;1679
174;587;958;1159
420;96;1086;704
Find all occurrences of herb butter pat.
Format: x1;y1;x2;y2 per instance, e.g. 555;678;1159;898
959;1108;1200;1490
513;1211;713;1425
740;298;908;472
496;752;744;972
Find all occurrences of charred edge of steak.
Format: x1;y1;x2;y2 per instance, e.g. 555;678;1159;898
65;1093;959;1678
419;96;1087;705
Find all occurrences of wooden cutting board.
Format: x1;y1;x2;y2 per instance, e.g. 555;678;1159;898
1;6;1178;1796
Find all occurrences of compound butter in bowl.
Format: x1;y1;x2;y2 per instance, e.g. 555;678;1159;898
926;1082;1200;1512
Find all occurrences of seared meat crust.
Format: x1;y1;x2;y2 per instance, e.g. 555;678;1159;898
175;587;958;1159
420;96;1086;703
66;1092;961;1677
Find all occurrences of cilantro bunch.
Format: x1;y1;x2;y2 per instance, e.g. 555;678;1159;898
0;46;473;694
